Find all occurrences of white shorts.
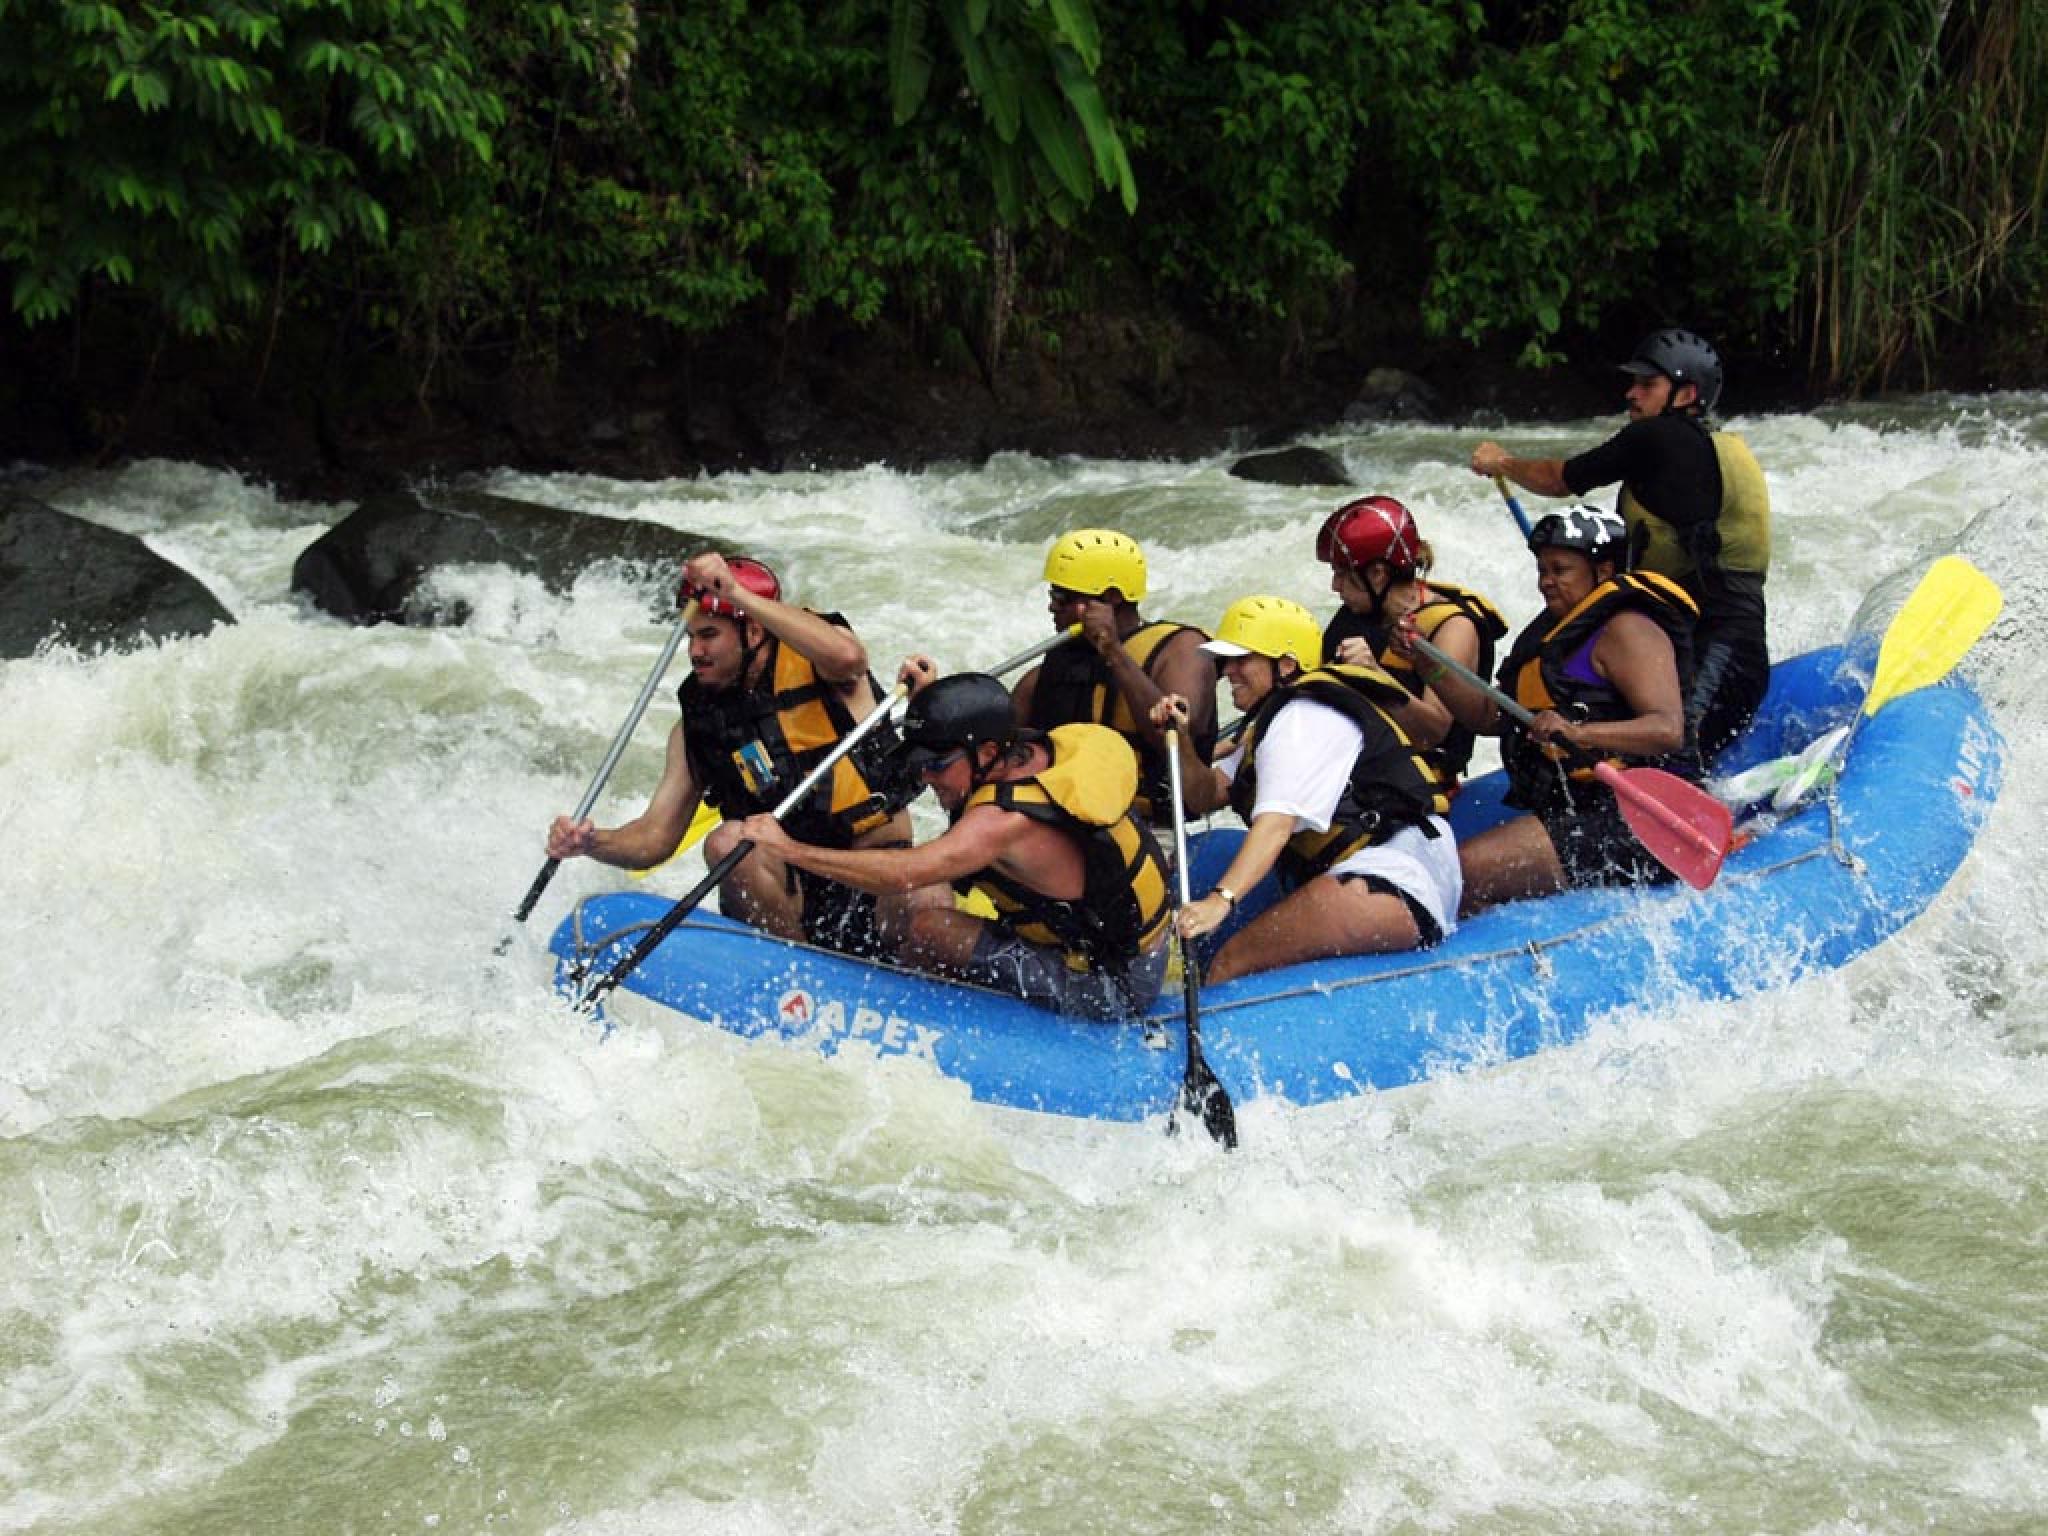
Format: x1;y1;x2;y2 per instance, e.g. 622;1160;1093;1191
1325;816;1462;941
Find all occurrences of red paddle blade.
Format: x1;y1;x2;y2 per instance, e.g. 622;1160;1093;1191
1594;763;1735;891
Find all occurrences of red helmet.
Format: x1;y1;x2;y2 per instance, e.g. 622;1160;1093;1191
1315;496;1422;576
687;555;781;619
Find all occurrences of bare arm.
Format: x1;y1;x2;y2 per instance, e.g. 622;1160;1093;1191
682;551;868;682
1148;629;1219;754
1078;600;1176;753
737;803;1020;897
1010;663;1041;724
546;722;703;869
1540;611;1686;758
1177;812;1294;939
1411;612;1494;735
1470;441;1571;498
1148;694;1230;814
1337;635;1452;748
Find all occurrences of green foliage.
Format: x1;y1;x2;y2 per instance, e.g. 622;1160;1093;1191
2;0;2042;405
1396;0;1800;365
886;0;1137;222
0;0;506;336
1763;0;2048;390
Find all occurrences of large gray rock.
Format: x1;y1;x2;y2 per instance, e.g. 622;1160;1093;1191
0;494;234;658
291;487;734;625
1343;365;1444;423
1227;445;1354;487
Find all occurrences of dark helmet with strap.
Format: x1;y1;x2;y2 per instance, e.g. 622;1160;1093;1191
685;555;781;619
896;673;1016;774
1316;495;1424;576
1528;504;1629;569
1621;329;1722;414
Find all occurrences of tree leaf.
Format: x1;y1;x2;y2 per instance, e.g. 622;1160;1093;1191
1020;75;1091;202
1045;0;1102;73
887;0;934;125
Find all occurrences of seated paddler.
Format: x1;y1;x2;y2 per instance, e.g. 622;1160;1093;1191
545;551;943;957
1010;528;1219;827
739;660;1173;1021
1317;493;1509;798
1154;595;1462;985
1456;505;1702;911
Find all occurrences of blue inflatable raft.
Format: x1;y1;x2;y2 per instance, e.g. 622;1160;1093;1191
550;647;2003;1122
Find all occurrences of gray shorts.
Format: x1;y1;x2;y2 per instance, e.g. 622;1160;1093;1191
960;927;1168;1021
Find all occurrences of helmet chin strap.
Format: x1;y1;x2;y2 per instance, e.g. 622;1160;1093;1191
1348;561;1402;625
736;618;769;687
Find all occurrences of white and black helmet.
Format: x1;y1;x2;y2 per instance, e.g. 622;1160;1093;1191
1528;504;1629;568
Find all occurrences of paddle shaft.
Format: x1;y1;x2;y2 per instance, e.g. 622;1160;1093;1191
1408;633;1729;875
578;682;910;1007
1164;727;1237;1148
1493;475;1534;540
986;623;1081;678
512;605;695;924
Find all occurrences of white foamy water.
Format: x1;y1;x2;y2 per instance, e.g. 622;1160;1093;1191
5;397;2048;1534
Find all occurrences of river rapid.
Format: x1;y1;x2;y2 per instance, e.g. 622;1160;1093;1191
5;397;2048;1534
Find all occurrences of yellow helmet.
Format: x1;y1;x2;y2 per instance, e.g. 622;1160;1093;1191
1202;595;1322;671
1043;529;1147;602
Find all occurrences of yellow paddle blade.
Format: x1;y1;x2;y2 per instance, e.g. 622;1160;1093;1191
1865;555;2003;717
626;802;723;880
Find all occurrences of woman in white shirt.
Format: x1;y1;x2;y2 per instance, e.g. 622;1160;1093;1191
1153;595;1463;985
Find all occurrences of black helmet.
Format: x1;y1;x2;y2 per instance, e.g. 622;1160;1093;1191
1528;504;1629;569
896;673;1015;773
1621;328;1722;414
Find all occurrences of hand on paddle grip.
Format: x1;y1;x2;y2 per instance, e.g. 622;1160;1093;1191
897;653;941;695
546;816;598;861
1147;693;1191;732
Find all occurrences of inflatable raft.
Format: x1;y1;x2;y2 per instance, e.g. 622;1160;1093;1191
550;646;2003;1121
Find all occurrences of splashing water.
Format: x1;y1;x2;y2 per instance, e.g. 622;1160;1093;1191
5;397;2048;1533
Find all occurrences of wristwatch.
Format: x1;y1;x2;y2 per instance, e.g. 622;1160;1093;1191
1211;885;1238;908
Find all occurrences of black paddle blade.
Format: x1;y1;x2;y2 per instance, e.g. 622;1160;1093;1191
1180;1060;1238;1149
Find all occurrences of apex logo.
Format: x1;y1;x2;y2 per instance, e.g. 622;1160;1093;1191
773;989;943;1061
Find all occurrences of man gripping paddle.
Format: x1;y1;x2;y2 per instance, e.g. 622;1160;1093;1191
1470;329;1770;760
545;553;945;958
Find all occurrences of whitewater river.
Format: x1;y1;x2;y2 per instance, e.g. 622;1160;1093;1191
5;397;2047;1533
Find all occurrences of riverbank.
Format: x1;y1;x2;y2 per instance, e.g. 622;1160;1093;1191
0;302;2014;503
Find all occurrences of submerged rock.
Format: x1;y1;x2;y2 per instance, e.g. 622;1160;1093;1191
1344;365;1445;422
291;486;733;625
0;493;235;658
1226;445;1354;487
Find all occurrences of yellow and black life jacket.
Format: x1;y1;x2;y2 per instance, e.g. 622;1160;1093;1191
1368;579;1510;788
1229;664;1449;888
1027;618;1207;821
680;616;910;847
954;724;1172;975
1620;430;1771;587
1497;572;1700;813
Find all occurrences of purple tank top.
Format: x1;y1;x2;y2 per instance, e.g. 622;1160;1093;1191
1561;624;1606;688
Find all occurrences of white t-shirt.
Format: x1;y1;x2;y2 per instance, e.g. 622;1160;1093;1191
1221;696;1462;936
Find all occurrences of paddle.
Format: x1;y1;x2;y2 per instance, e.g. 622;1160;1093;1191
576;681;911;1009
1164;725;1238;1149
1493;474;1534;540
505;601;698;941
1714;554;2003;814
623;624;1084;879
1409;633;1733;890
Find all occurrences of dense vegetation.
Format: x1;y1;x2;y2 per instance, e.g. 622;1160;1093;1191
3;0;2043;418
